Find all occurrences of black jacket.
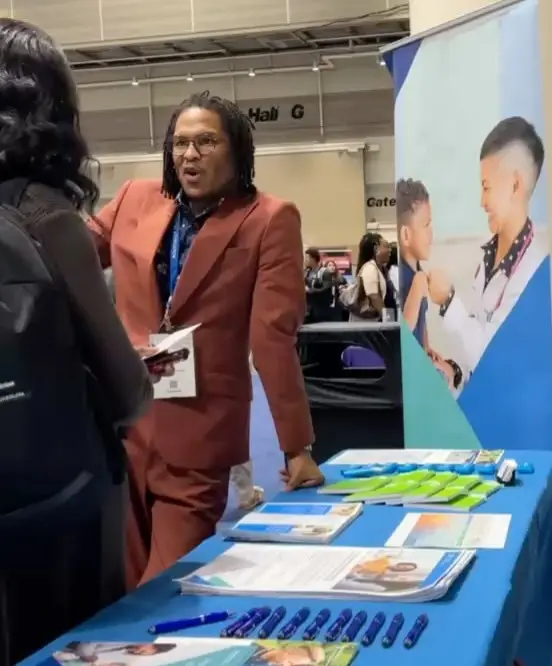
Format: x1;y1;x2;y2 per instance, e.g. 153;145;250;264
15;182;153;427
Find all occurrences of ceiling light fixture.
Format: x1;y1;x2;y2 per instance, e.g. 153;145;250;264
248;68;256;77
311;60;320;72
186;72;194;81
131;77;139;86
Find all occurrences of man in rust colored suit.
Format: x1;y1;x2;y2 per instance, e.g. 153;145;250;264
89;92;324;588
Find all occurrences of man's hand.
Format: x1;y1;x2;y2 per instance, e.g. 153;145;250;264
135;346;175;384
280;450;325;491
428;269;452;306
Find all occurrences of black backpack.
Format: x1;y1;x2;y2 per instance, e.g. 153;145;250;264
0;181;124;540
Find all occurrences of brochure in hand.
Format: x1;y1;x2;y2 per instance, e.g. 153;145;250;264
177;544;475;602
53;638;358;666
222;502;363;544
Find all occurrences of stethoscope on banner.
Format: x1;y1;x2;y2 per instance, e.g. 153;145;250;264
474;227;534;323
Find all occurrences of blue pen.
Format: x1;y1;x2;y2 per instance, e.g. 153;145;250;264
325;609;353;642
258;606;286;639
342;611;368;642
303;609;331;640
404;614;428;648
382;613;404;647
221;608;258;637
361;612;386;647
278;607;310;640
235;607;272;638
149;611;234;635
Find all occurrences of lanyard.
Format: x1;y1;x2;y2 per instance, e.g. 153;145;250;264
169;213;183;300
481;226;533;322
163;213;184;331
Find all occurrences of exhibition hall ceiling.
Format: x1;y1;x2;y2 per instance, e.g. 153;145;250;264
10;0;408;50
8;0;408;154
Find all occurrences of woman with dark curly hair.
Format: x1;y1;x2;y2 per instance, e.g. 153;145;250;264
0;18;156;664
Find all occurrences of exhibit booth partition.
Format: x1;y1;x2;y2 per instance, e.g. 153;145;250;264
382;0;552;454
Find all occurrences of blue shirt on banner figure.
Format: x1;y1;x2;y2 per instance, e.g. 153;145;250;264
397;178;460;391
428;116;547;390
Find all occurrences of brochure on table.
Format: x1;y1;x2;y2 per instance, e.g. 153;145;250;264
177;544;475;602
328;449;504;466
53;639;358;666
386;513;512;549
222;502;363;544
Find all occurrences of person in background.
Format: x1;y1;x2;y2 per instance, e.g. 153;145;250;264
382;244;398;319
350;232;390;320
0;19;156;663
89;92;324;588
325;259;348;321
304;247;334;323
396;178;458;388
387;244;400;302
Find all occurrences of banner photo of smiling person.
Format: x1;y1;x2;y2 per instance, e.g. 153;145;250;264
383;0;552;451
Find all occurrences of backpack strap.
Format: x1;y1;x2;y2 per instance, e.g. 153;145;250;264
0;178;31;209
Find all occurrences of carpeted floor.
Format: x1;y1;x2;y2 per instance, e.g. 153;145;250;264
222;374;282;524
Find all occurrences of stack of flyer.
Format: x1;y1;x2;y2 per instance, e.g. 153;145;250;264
177;544;475;602
222;502;363;544
319;472;501;511
53;639;358;666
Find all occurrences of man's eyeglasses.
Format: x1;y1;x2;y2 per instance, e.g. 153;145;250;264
170;134;221;156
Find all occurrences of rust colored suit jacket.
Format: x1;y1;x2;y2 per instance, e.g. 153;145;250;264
89;180;314;469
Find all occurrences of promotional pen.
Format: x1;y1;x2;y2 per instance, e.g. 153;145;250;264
235;607;272;638
361;612;386;647
342;611;368;643
258;606;287;639
221;608;258;637
277;607;310;640
303;609;331;640
149;611;234;635
382;613;404;647
404;614;428;648
325;608;353;642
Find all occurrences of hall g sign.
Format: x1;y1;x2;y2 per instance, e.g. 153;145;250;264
247;103;306;123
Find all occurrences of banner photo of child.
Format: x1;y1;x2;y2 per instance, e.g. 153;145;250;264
397;179;461;392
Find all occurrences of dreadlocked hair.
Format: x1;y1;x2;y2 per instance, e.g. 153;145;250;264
161;90;257;200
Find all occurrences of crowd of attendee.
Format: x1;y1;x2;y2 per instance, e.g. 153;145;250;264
304;238;399;324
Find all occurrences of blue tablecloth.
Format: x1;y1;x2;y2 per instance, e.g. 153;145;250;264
21;450;552;666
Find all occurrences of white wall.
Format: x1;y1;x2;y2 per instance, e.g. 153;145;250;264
365;135;395;184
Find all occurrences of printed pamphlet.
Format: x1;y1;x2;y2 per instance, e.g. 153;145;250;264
386;513;512;549
53;638;358;666
177;544;475;602
222;502;363;544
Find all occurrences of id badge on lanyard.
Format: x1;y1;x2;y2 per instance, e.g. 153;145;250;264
162;216;182;332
